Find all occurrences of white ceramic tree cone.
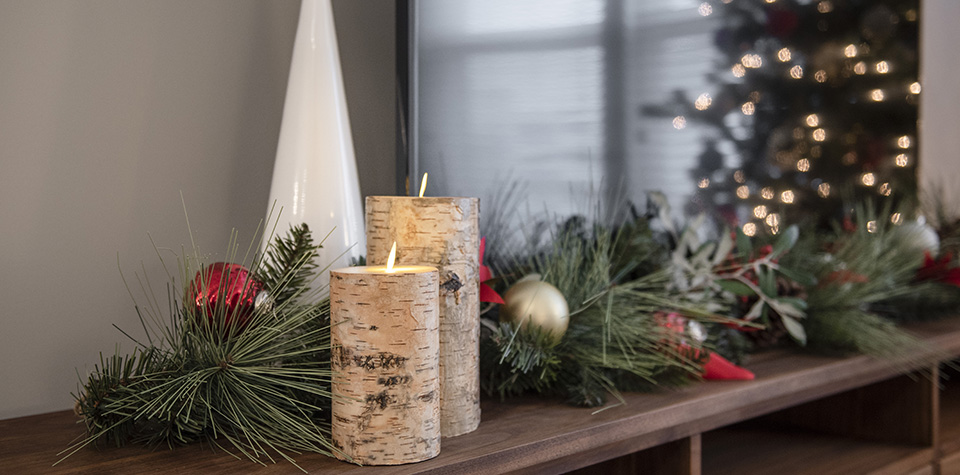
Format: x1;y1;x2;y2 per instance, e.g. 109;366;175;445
265;0;364;292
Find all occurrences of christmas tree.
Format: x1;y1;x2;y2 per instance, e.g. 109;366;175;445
644;0;919;234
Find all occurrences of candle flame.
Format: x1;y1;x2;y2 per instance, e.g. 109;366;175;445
386;241;397;273
418;172;428;198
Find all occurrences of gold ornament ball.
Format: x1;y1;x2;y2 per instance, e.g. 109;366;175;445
499;279;570;344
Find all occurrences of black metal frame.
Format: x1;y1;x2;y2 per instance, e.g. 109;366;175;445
395;0;414;196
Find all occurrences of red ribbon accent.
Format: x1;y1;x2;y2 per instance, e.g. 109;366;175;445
660;312;755;381
479;237;505;304
916;251;960;287
702;352;755;380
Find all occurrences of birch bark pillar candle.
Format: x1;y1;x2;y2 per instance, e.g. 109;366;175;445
365;196;481;437
330;258;441;464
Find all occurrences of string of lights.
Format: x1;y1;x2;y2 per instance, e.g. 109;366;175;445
644;0;919;234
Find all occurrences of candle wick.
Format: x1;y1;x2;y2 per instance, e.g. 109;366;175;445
386;241;397;272
418;172;428;198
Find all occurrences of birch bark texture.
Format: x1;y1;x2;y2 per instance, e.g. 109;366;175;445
365;196;481;437
330;266;441;465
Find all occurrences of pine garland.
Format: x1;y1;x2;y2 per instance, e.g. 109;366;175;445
63;223;336;471
787;204;938;359
480;193;960;406
482;217;727;407
875;281;960;323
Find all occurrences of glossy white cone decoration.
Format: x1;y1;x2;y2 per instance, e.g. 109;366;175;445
265;0;364;292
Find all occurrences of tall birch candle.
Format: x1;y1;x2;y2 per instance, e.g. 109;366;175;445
365;195;481;437
329;247;441;465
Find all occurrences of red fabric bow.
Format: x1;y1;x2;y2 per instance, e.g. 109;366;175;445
479;237;505;304
916;251;960;287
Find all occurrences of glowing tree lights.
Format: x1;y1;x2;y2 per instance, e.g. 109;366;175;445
644;0;919;233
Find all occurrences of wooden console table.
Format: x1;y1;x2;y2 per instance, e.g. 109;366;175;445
4;319;960;474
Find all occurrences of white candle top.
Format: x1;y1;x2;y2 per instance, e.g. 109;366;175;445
332;265;437;275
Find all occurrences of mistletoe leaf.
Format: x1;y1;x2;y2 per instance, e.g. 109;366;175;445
744;300;764;320
769;298;806;320
758;266;777;297
713;230;735;266
772;225;800;258
777;264;817;287
736;227;753;257
693;242;717;267
781;315;807;346
716;279;754;297
777;296;808;311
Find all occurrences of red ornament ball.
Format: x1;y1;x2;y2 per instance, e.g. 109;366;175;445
189;262;263;330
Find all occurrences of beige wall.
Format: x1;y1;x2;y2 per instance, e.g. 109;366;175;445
0;0;395;419
333;0;398;198
919;0;960;206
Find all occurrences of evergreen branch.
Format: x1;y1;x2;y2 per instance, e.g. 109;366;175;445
481;213;724;407
257;223;320;307
796;202;941;358
64;223;335;471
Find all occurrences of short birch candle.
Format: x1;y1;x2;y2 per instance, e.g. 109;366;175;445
329;245;441;465
365;194;481;437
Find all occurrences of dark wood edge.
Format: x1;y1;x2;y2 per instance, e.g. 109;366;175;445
4;319;960;474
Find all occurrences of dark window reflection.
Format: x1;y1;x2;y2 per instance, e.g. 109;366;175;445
411;0;919;233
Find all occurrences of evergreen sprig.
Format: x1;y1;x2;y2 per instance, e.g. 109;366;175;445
482;322;563;398
72;347;175;447
481;216;727;407
794;203;933;359
257;223;320;307
62;221;336;471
